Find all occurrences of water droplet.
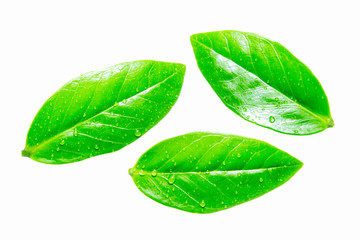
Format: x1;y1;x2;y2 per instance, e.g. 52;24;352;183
122;99;127;104
151;170;157;177
51;154;54;158
200;200;206;208
134;129;141;137
259;178;264;183
294;130;299;134
94;145;99;150
237;153;241;158
56;147;60;152
243;107;247;112
167;175;176;185
222;161;226;166
73;128;78;136
93;106;97;110
275;97;279;101
269;116;275;123
139;170;144;176
60;140;65;146
83;113;86;118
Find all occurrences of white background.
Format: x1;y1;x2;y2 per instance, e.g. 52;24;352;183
1;0;359;239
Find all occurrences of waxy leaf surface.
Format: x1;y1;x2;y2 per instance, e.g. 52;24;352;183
130;132;303;213
22;60;186;164
191;31;333;135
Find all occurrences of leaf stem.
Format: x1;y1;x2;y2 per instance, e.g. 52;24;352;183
21;149;31;158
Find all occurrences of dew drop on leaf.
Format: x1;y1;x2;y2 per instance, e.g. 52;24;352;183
151;170;157;177
168;175;176;185
200;200;206;208
94;145;99;150
269;116;275;123
134;129;141;137
73;128;78;136
60;140;65;146
259;178;264;183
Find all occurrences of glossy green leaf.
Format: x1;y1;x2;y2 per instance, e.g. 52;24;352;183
129;132;303;214
22;60;186;164
191;30;334;135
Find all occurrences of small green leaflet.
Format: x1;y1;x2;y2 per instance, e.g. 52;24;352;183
191;30;334;135
22;60;186;164
129;132;303;214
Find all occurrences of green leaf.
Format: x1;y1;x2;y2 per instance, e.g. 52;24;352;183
191;30;334;135
22;60;186;164
129;132;303;214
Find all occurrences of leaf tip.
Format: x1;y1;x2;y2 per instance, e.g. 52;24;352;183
176;63;186;73
189;33;200;45
292;160;304;175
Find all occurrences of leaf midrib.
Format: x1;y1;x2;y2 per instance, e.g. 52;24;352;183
24;67;183;155
130;164;303;176
192;37;331;127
